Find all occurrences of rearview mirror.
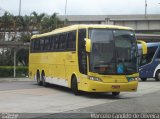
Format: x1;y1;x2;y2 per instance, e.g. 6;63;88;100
85;38;91;52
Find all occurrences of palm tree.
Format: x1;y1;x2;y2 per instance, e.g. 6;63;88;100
41;13;63;33
50;13;63;29
18;15;31;32
1;12;14;41
30;11;45;33
0;12;15;65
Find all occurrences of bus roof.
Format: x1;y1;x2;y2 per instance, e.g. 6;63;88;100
31;24;133;39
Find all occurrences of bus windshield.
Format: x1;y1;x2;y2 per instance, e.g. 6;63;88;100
89;29;138;75
140;46;158;66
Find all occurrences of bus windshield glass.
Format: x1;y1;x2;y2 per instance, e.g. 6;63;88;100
89;29;138;75
140;46;158;66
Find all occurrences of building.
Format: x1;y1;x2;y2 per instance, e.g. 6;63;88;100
59;14;160;32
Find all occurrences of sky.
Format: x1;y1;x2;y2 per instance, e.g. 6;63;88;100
0;0;160;16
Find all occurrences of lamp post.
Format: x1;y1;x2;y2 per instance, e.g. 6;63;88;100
55;12;59;28
13;48;16;78
64;0;67;25
145;0;147;18
19;0;21;16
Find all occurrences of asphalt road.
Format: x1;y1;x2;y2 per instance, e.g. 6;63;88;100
0;79;160;118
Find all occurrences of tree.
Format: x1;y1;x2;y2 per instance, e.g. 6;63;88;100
30;11;45;33
0;48;14;66
0;12;66;67
18;15;32;33
1;12;14;41
41;13;63;33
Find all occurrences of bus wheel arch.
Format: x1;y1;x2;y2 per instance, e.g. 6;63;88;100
71;74;80;95
36;70;42;85
155;70;160;81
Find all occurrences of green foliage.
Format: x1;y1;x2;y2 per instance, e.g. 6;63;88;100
0;49;14;66
0;66;28;77
19;33;31;43
1;12;14;30
0;48;29;66
0;11;65;77
40;13;64;33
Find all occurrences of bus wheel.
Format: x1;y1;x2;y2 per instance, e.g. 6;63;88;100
112;92;120;96
36;71;42;86
141;78;147;81
71;76;80;95
155;70;160;81
41;71;48;87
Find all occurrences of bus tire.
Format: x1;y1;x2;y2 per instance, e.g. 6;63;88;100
71;76;80;95
112;92;120;96
141;78;147;81
155;70;160;81
41;71;48;87
36;70;42;86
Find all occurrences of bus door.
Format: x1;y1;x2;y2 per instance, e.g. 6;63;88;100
78;29;87;75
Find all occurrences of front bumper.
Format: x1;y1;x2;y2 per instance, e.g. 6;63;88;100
80;80;138;92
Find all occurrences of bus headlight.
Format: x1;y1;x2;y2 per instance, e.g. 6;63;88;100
88;76;102;82
127;77;139;82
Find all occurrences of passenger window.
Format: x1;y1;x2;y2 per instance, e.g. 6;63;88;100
157;49;160;59
44;37;51;51
30;39;35;52
59;33;66;50
51;36;55;50
34;39;40;52
54;35;59;50
40;38;45;51
140;46;158;65
67;31;76;50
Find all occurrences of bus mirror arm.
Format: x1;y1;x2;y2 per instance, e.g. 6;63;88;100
85;38;91;53
137;40;147;55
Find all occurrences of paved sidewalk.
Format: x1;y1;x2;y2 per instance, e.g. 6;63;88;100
0;78;35;82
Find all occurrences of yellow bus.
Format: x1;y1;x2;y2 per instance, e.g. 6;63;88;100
29;24;139;96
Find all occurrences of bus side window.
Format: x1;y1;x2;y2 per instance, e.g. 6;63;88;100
48;36;51;51
157;49;160;59
54;35;59;50
78;29;87;75
34;39;40;52
142;46;158;65
59;33;67;50
40;38;45;52
51;35;55;51
44;37;51;51
67;31;76;51
30;39;34;52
